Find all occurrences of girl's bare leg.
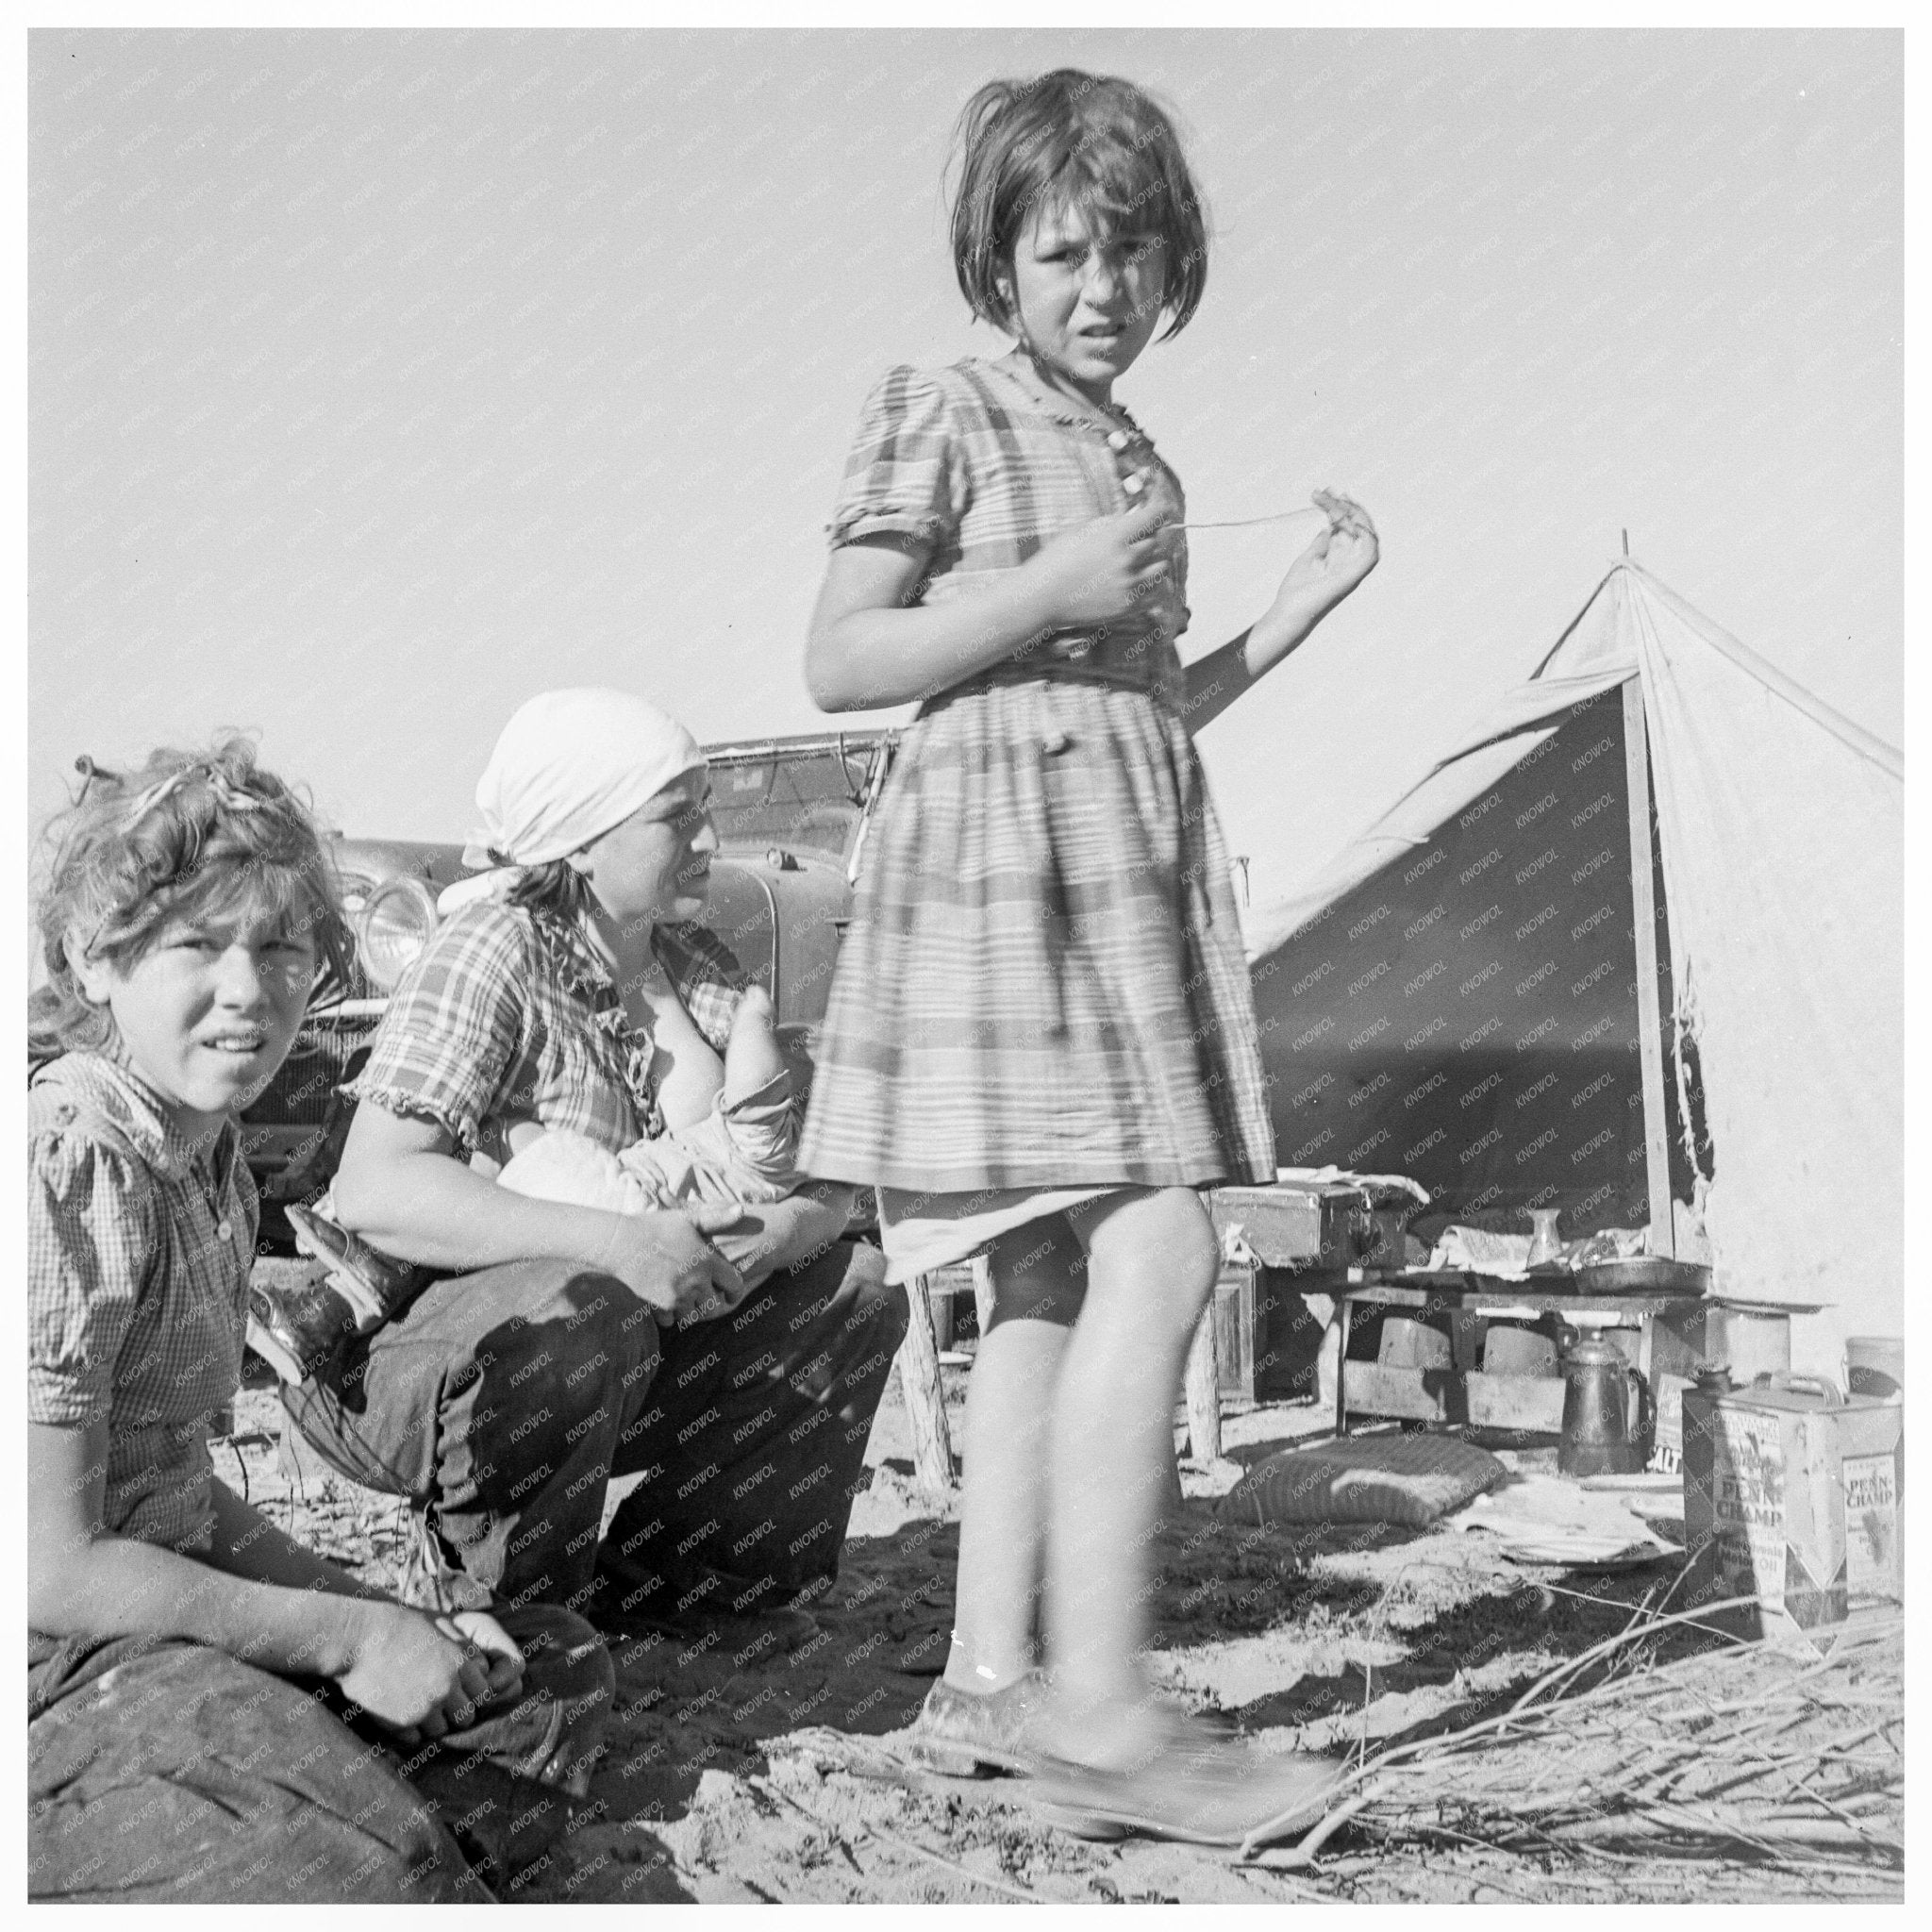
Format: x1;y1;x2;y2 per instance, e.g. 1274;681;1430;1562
1048;1186;1220;1762
940;1216;1086;1696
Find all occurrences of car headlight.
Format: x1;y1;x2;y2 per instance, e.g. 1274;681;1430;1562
356;875;440;991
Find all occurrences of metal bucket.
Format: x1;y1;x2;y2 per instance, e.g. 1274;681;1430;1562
1845;1335;1903;1403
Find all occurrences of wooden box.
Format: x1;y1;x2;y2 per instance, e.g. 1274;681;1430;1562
1207;1180;1381;1406
1338;1361;1566;1432
1208;1182;1371;1272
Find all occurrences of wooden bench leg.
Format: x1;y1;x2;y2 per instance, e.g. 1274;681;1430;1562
970;1254;994;1337
1334;1296;1354;1439
1184;1305;1222;1464
901;1274;956;1504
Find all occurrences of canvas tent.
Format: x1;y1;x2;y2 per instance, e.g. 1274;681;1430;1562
1244;560;1903;1375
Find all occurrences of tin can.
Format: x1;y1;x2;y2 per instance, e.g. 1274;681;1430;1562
1682;1376;1903;1643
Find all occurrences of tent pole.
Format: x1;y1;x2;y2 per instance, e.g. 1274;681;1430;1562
1623;678;1675;1256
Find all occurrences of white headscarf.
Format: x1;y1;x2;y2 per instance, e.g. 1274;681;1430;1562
441;688;707;915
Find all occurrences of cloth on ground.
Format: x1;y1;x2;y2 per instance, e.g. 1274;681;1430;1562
1445;1472;1673;1567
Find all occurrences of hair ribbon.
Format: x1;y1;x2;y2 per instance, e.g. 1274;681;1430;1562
119;762;266;828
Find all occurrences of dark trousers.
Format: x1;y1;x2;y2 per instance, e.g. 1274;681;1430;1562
283;1238;906;1619
26;1603;611;1903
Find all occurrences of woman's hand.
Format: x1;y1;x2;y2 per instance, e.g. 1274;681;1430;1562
1273;490;1379;619
597;1202;747;1324
1025;502;1173;629
335;1599;505;1742
335;1103;744;1315
701;1184;855;1306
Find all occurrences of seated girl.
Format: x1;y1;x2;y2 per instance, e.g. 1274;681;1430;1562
26;740;611;1902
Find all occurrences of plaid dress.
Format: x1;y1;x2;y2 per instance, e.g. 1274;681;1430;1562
28;1053;258;1554
799;356;1275;1217
349;899;745;1167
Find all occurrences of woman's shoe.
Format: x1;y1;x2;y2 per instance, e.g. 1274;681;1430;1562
286;1198;426;1327
908;1671;1051;1777
1033;1709;1347;1846
594;1558;821;1657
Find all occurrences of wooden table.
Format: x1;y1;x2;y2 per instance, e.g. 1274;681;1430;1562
1334;1273;1710;1438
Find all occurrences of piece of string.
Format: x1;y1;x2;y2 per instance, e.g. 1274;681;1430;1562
1181;507;1336;531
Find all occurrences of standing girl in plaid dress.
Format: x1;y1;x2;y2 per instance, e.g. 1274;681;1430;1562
802;70;1378;1841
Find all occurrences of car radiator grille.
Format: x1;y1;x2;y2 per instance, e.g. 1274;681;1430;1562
244;1021;373;1127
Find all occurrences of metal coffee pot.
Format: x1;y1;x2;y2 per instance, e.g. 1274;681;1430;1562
1558;1329;1654;1476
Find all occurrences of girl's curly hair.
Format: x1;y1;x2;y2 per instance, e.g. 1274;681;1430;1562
31;736;355;1058
949;68;1209;343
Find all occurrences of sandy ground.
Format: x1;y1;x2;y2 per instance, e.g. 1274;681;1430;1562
225;1262;1902;1905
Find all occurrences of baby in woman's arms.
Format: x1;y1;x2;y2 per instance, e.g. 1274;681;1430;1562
496;983;802;1216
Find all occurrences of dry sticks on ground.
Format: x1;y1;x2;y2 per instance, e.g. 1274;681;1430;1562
1252;1602;1903;1888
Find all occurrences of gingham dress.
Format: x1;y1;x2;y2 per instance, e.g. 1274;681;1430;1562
28;1053;258;1554
799;357;1275;1218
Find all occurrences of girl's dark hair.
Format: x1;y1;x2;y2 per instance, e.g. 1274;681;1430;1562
32;736;354;1058
949;69;1208;342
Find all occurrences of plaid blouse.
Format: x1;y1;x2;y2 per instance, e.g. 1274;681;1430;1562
349;899;746;1166
829;355;1191;705
28;1052;257;1553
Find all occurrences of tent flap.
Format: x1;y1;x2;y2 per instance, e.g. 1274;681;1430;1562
1243;563;1902;1374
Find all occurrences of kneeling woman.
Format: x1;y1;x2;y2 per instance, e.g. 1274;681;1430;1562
290;689;906;1634
27;741;610;1903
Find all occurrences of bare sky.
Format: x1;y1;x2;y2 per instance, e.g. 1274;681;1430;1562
29;26;1900;909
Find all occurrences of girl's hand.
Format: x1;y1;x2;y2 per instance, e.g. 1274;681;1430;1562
1274;490;1379;618
443;1608;525;1709
336;1598;503;1743
1026;502;1172;629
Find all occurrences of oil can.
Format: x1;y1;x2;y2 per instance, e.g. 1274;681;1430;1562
1682;1374;1903;1643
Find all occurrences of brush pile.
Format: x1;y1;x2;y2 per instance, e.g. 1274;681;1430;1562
1257;1600;1903;1894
